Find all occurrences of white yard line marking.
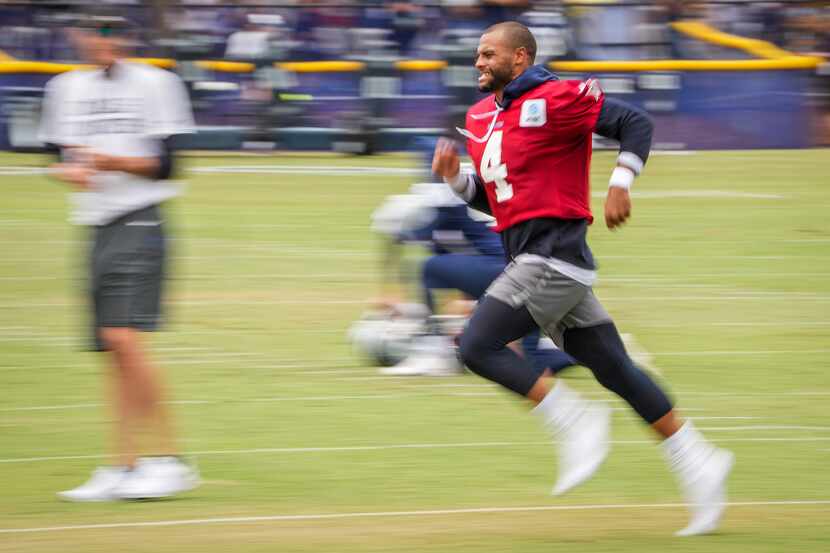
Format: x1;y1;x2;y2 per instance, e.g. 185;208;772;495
188;165;421;176
247;394;408;403
604;296;830;302
0;273;377;283
601;255;828;260
0;166;48;175
688;416;764;420
2;500;829;534
2;403;105;411
2;254;828;264
3;437;830;465
703;322;830;327
0;392;440;412
700;425;830;432
0;400;212;412
652;349;830;356
673;390;830;397
5;295;829;310
592;190;786;200
0;299;367;308
603;273;830;280
0;360;358;372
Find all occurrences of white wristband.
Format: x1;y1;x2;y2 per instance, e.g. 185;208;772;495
444;171;467;192
609;166;635;190
443;171;475;201
616;152;644;176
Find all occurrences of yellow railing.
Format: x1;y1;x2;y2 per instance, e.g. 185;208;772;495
548;21;823;73
550;57;820;72
671;21;794;60
277;60;364;73
0;22;823;76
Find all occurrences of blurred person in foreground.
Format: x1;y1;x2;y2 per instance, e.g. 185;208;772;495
368;178;577;378
38;14;200;502
432;21;733;536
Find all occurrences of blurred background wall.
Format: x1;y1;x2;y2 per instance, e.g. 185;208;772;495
0;0;827;152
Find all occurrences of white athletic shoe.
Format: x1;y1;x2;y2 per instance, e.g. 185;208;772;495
675;448;734;536
57;466;129;502
552;403;612;496
379;335;463;377
379;353;462;376
534;381;612;496
114;457;200;500
664;422;735;536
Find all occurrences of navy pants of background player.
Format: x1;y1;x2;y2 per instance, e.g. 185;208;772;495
421;253;575;375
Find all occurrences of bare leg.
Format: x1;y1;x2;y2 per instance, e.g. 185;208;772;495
651;409;683;439
107;356;138;467
525;376;550;404
100;327;178;458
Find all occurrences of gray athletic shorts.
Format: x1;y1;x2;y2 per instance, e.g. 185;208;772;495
484;257;612;347
89;205;166;351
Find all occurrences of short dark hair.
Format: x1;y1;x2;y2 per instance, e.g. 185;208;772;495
485;21;537;63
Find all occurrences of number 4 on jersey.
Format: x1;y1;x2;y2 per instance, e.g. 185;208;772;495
480;130;513;203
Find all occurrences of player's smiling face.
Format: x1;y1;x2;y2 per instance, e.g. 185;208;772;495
475;31;515;94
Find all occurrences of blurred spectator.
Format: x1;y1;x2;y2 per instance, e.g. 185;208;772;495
380;2;427;56
565;0;670;60
782;4;830;55
480;0;532;26
225;15;277;61
293;1;360;60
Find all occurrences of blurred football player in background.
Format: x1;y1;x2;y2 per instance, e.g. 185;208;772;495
353;136;578;379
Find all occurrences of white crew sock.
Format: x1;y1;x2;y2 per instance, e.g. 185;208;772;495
532;380;588;433
662;420;717;480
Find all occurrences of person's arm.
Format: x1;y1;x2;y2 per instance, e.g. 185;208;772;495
593;97;655;229
88;68;194;181
44;144;97;190
444;171;492;216
86;136;179;180
432;138;493;216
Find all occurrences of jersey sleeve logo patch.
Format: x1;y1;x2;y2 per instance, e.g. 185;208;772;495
519;99;547;128
579;78;602;101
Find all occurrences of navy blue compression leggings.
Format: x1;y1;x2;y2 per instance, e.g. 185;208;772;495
458;295;673;424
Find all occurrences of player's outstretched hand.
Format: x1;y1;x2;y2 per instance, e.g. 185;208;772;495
605;186;631;229
432;137;461;180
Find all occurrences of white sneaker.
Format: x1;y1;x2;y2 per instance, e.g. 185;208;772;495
379;353;462;376
664;422;735;536
552;404;611;495
534;381;612;496
676;448;734;536
57;466;129;502
379;335;462;377
114;457;200;500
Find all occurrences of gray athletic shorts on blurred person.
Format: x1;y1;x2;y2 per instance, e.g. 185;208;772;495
484;257;612;347
89;205;167;351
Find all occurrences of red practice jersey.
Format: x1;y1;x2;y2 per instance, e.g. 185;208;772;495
464;78;604;232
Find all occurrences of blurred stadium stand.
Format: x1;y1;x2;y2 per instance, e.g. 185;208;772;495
0;1;827;151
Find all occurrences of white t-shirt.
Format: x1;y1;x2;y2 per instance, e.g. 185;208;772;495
38;61;195;225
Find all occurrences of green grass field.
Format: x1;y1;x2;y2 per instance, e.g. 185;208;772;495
1;149;829;552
